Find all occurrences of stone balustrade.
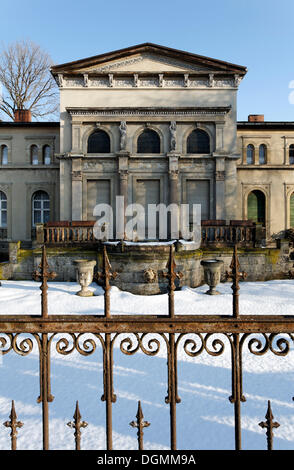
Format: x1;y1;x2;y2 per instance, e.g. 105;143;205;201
36;219;259;247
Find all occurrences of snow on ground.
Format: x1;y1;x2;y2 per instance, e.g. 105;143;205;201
0;279;294;450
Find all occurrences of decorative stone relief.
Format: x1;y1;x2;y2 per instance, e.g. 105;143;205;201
158;74;164;87
115;77;133;87
214;79;235;87
139;77;158;87
83;162;103;171
89;77;108;86
143;268;157;283
164;78;184;87
64;77;84;87
189;77;209;87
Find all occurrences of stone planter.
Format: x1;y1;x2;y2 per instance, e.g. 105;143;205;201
200;259;224;295
73;259;96;297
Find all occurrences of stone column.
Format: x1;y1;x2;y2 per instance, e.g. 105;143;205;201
169;170;179;205
117;151;130;239
71;157;83;221
214;156;226;220
167;154;180;239
168;154;180;205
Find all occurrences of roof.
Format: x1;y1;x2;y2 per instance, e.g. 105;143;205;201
0;122;60;128
237;121;294;130
51;42;247;75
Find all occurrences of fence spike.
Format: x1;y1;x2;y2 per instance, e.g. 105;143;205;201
3;400;23;450
161;244;183;318
130;401;150;450
225;244;247;318
32;245;57;318
94;245;117;318
67;401;88;450
258;400;280;450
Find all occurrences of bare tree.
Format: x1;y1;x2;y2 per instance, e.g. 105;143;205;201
0;40;59;120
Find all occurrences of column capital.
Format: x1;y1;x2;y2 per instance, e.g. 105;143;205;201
119;169;129;179
169;170;179;180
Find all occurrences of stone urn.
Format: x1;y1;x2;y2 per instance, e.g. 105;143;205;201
73;259;97;297
200;259;224;295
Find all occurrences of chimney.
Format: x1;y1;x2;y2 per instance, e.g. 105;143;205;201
14;109;32;123
248;114;264;122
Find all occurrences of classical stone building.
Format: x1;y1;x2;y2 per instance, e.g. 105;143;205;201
0;43;294;245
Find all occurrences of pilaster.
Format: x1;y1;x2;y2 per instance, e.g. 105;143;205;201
214;156;226;220
71;158;83;220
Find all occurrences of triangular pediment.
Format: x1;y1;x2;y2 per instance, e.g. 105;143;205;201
51;43;247;76
76;53;213;73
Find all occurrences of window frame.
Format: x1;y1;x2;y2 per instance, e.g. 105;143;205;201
1;145;8;165
186;129;210;154
137;129;161;154
32;191;50;226
43;145;51;165
0;191;7;227
258;144;267;165
87;130;111;154
31;145;39;165
289;144;294;165
246;144;255;164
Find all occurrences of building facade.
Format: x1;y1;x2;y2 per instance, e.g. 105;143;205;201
0;43;293;243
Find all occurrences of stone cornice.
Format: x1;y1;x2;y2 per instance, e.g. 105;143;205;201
66;106;231;119
57;72;241;89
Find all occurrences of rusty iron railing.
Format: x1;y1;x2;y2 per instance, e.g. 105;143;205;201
0;243;292;450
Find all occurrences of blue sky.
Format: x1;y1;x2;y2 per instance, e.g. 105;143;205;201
1;0;294;121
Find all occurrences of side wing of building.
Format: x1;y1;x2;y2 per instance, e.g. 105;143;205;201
237;119;294;238
0;122;60;242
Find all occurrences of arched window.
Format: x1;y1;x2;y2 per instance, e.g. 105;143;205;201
137;129;160;153
32;191;50;226
289;144;294;165
87;130;110;153
43;145;51;165
247;190;265;226
187;129;210;154
31;145;39;165
259;144;267;164
0;191;7;227
1;145;8;165
246;144;254;164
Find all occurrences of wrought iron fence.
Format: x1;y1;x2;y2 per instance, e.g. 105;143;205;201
0;244;292;450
